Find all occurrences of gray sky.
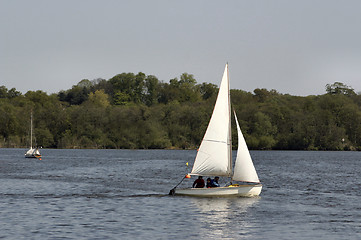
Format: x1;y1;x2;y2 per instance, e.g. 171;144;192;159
1;0;361;96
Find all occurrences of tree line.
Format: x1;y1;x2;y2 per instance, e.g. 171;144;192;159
1;74;361;150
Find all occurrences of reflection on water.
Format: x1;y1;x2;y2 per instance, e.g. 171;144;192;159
191;197;259;239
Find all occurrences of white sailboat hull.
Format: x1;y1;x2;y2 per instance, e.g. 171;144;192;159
175;184;262;197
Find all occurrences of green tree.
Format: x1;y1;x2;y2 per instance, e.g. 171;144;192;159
35;128;54;147
58;85;90;105
144;75;159;106
326;82;355;95
108;72;145;104
200;82;218;100
87;90;110;108
158;73;201;104
0;86;7;98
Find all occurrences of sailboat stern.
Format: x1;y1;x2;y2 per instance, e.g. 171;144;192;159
228;183;262;197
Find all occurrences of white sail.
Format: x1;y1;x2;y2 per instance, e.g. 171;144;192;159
25;148;35;156
190;64;232;177
232;112;260;183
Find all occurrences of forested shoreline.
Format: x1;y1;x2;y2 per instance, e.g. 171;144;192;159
1;72;361;150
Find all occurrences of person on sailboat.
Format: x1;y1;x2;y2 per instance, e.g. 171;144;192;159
211;177;220;187
206;178;212;188
192;176;205;188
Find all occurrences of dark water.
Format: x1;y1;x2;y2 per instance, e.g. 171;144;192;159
0;149;360;239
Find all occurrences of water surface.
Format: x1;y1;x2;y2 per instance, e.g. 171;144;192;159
0;149;360;239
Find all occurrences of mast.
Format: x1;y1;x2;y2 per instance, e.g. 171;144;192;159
30;110;33;149
227;63;232;177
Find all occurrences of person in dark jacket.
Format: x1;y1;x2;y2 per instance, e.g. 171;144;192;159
192;176;205;188
206;178;212;188
211;176;220;187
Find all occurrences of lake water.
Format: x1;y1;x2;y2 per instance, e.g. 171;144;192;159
0;149;360;239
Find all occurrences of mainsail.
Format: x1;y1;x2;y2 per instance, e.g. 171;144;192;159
190;64;232;177
232;112;260;183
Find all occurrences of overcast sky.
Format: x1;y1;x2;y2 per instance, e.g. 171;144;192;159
1;0;361;96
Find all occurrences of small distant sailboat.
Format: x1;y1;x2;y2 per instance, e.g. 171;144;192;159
171;64;262;197
25;111;41;160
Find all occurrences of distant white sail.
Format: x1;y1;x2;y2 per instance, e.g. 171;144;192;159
25;148;35;156
25;110;41;159
190;64;232;177
25;147;41;158
232;112;260;183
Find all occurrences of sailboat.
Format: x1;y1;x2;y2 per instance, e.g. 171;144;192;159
25;111;42;159
172;64;262;197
